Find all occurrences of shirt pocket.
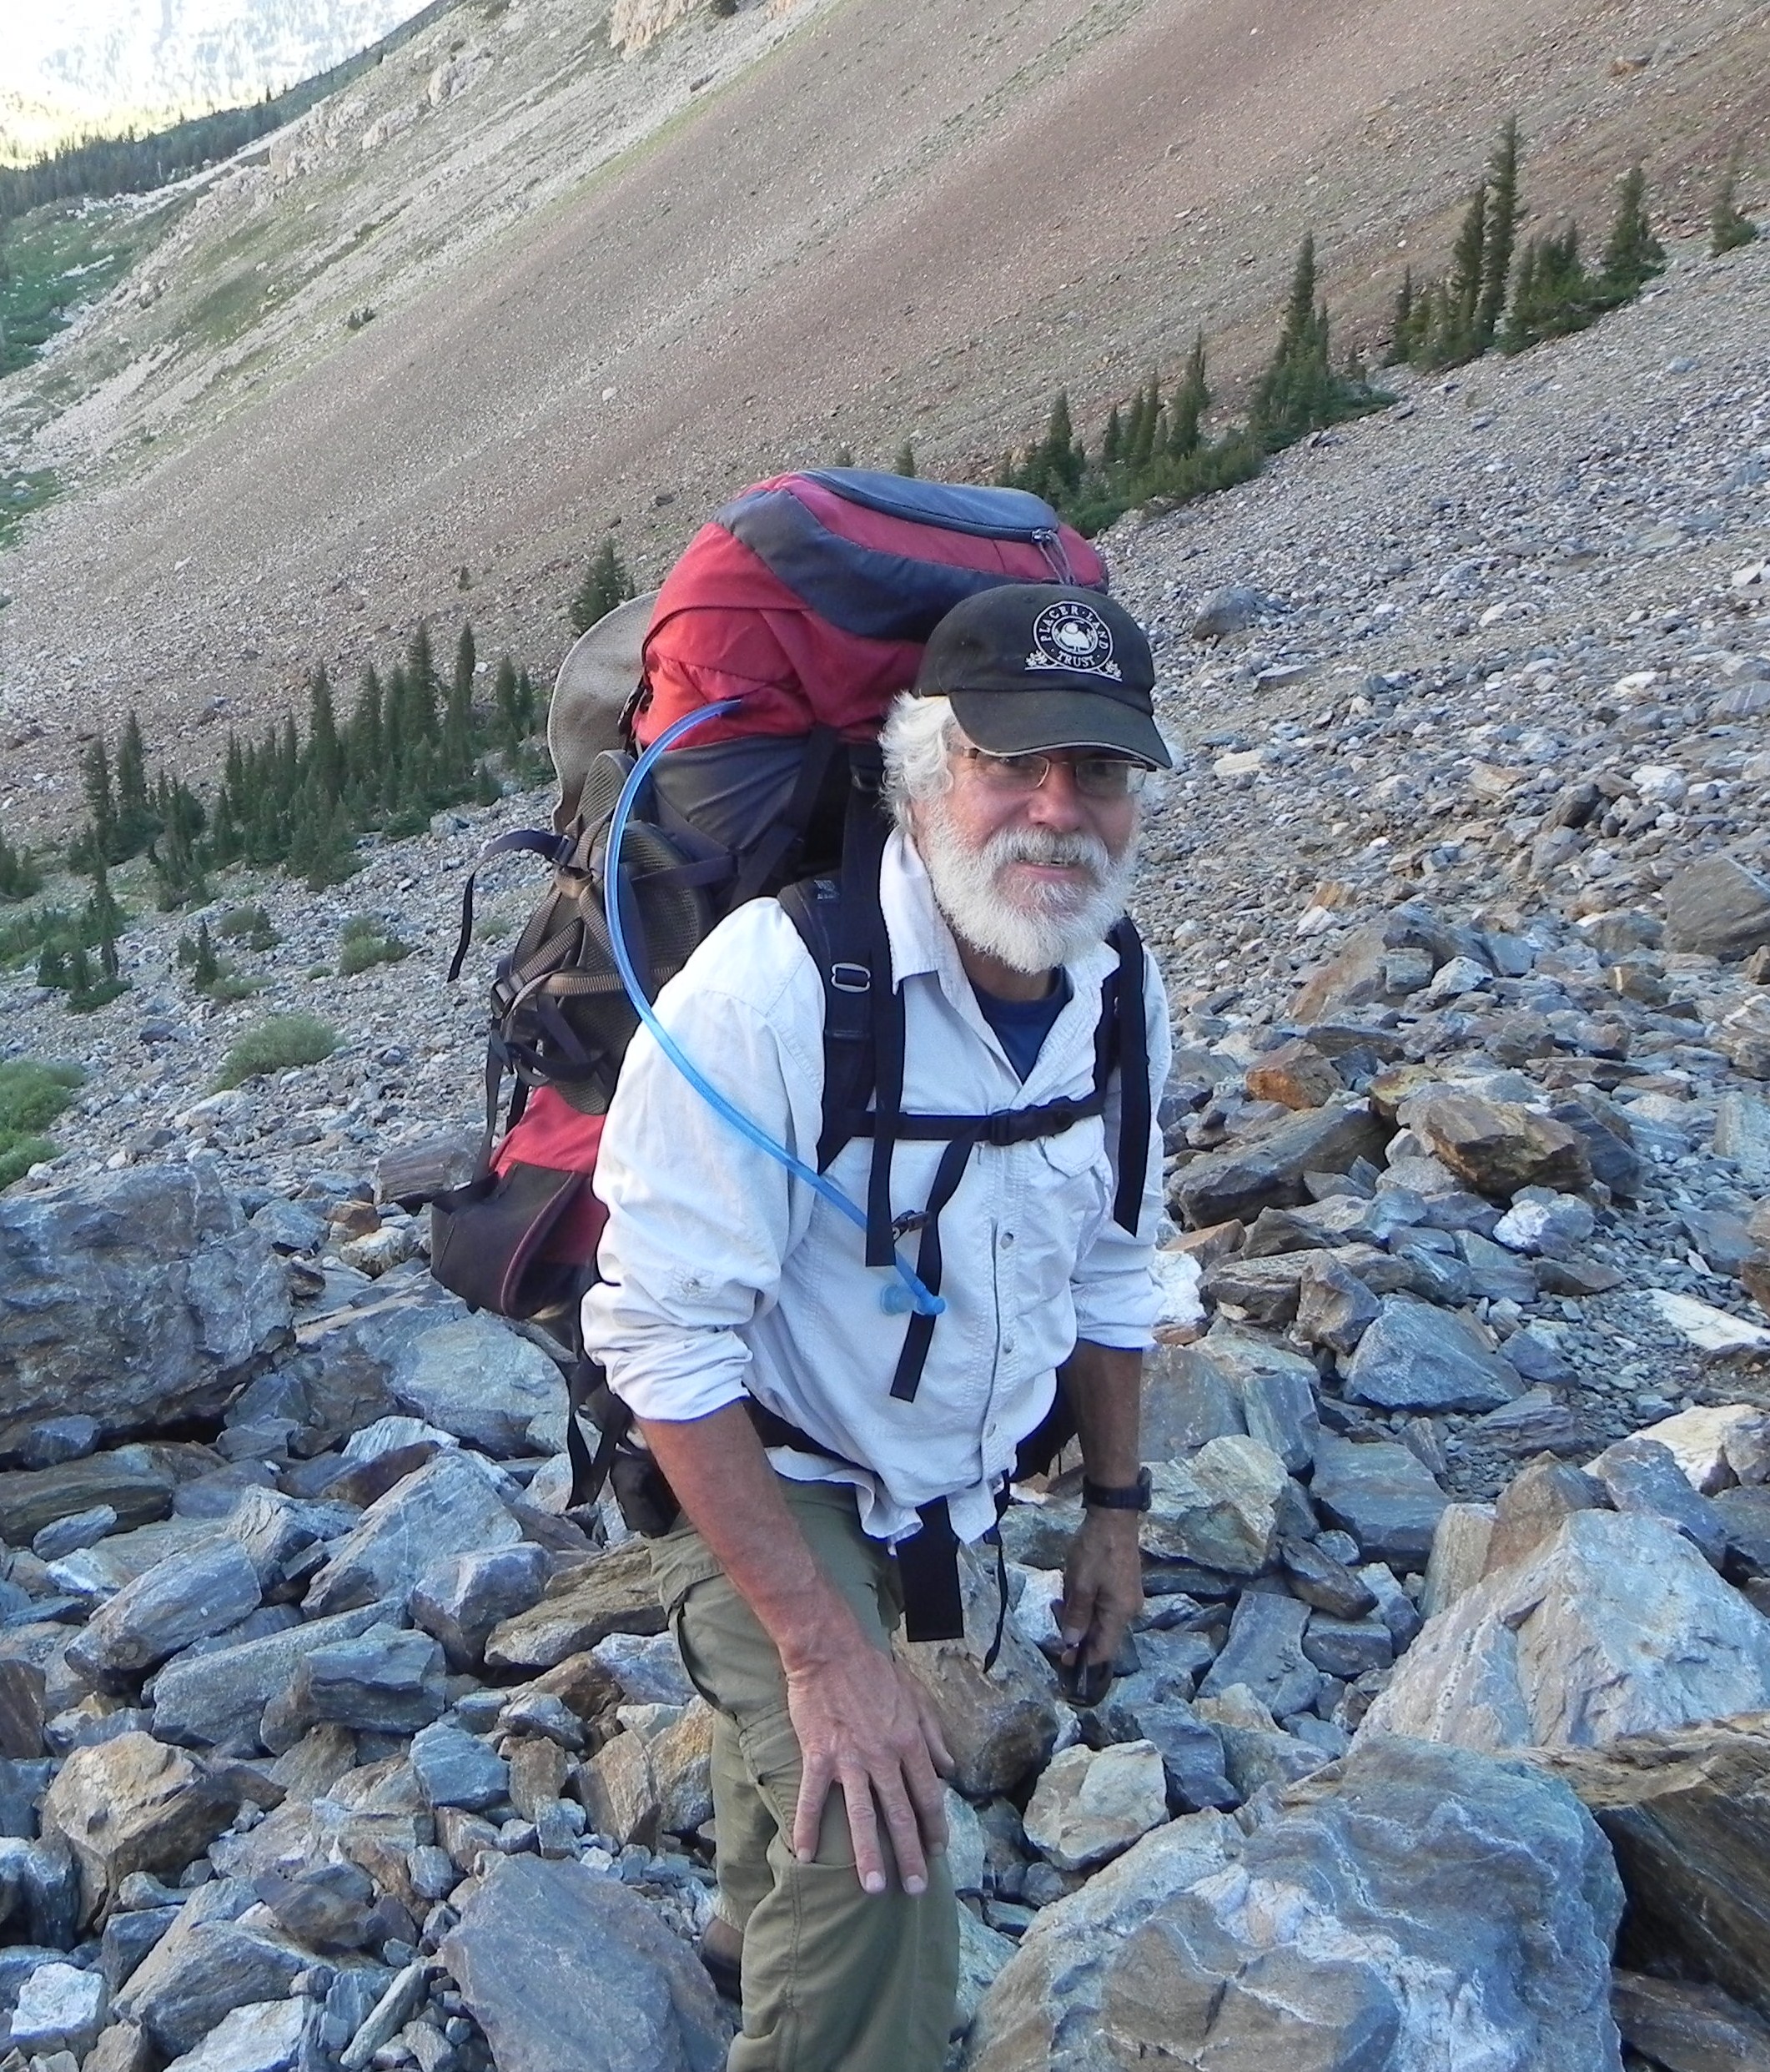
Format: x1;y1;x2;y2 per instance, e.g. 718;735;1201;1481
1017;1117;1111;1282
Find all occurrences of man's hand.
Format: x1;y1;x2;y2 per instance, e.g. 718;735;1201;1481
784;1631;953;1896
1059;1507;1144;1682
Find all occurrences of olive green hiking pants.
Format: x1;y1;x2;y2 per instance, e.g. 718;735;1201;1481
651;1476;959;2072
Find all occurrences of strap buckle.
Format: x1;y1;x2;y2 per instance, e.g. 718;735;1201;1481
829;961;872;995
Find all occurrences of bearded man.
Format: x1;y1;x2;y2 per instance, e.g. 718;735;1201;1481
582;584;1172;2072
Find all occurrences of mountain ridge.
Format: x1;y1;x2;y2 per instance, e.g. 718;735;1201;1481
0;0;1764;838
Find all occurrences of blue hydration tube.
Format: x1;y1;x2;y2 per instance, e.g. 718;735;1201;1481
602;702;943;1320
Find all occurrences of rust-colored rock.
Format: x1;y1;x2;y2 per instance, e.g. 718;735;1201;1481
1410;1092;1592;1200
1246;1039;1343;1110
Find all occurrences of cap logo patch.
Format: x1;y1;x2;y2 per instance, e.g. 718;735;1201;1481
1026;599;1121;681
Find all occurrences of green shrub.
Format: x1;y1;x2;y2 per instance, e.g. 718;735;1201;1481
1711;161;1759;256
215;1013;338;1089
216;903;279;949
0;1059;82;1189
338;916;410;977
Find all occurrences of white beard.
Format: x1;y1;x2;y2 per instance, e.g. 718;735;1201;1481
913;796;1138;975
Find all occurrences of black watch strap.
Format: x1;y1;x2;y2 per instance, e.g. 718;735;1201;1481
1082;1466;1152;1512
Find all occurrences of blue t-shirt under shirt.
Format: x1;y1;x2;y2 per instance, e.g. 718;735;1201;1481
973;972;1073;1081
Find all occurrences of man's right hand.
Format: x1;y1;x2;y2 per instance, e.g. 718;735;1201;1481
783;1629;954;1896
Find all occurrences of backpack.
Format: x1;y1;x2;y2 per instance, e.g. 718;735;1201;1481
410;469;1149;1622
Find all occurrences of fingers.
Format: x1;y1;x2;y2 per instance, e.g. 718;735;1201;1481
792;1752;834;1867
913;1687;956;1778
871;1769;930;1897
838;1768;890;1896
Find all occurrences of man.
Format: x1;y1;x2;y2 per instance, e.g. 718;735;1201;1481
583;583;1172;2071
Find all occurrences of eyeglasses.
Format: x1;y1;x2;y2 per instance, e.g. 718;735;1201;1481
955;746;1149;799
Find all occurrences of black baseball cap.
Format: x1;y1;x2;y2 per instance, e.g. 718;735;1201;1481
913;583;1171;769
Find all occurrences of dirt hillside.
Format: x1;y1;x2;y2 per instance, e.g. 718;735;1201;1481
1;0;1766;834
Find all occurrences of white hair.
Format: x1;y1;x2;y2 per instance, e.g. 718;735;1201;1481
879;692;955;829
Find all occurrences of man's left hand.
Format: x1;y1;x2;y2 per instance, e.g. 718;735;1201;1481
1058;1507;1144;1685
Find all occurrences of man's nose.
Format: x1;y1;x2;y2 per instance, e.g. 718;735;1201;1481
1025;761;1089;832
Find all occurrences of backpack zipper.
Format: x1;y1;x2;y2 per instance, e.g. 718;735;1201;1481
1033;527;1074;583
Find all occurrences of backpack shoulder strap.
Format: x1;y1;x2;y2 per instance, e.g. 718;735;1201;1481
1104;913;1151;1235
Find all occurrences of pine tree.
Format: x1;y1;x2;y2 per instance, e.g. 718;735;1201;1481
1385;268;1416;365
85;861;123;980
1600;164;1664;301
1503;224;1598;351
36;940;67;993
114;710;158;857
348;665;384;791
1100;405;1124;469
1037;391;1083;496
1710;157;1759;255
1168;334;1210;460
445;622;476;782
893;440;917;478
570;539;635;636
0;817;41;901
1125;371;1159;471
831;442;855;466
150;773;209;909
406;623;438;740
1250;234;1382;452
79;734;118;867
305;665;344;804
1477;117;1521;348
1440;181;1488;364
189;919;219;990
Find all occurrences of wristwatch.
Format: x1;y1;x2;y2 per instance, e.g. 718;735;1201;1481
1081;1466;1152;1512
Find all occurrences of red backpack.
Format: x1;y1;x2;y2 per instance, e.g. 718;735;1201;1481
418;468;1106;1317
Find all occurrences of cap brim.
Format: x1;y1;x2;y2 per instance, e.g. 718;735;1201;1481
947;686;1173;769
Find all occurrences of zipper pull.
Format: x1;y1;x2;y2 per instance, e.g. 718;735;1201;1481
1033;526;1074;583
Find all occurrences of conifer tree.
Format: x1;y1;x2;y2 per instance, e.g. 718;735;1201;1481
570;539;635;636
85;860;123;981
348;666;384;790
114;710;158;857
1100;405;1124;469
1710;157;1759;254
1037;391;1084;495
305;666;344;804
893;440;917;477
36;940;66;993
0;817;40;901
189;919;219;990
1441;181;1488;364
1125;372;1159;471
1600;164;1664;300
79;734;118;867
1477;117;1521;348
1385;268;1416;365
1168;334;1209;460
445;622;476;782
150;773;209;909
406;622;438;740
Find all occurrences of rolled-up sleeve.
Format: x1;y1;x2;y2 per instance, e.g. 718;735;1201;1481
581;909;826;1424
1069;954;1171;1351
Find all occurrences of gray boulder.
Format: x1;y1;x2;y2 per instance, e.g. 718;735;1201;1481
0;1165;292;1449
409;1723;510;1813
304;1451;521;1617
967;1738;1622;2070
411;1542;550;1671
67;1541;262;1693
1662;851;1770;960
151;1602;395;1749
1363;1509;1770;1749
161;1998;314;2072
1171;1100;1390;1229
390;1315;568;1457
1310;1434;1449;1569
1142;1435;1291;1576
441;1854;724;2072
1199;1591;1319;1718
292;1625;447;1734
1586;1436;1729;1569
1342;1298;1523;1414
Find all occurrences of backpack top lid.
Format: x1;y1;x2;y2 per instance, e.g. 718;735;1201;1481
636;469;1106;751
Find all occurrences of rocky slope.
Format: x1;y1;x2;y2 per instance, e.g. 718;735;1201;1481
2;0;1765;833
1;166;1769;2072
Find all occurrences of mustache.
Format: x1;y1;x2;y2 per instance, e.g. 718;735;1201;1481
984;827;1113;879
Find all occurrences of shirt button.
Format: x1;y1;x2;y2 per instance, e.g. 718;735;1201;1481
998;1232;1015;1251
1003;1335;1017;1355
